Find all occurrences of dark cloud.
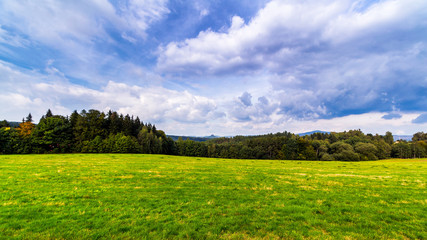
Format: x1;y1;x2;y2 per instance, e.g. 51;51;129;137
239;92;252;107
230;93;278;122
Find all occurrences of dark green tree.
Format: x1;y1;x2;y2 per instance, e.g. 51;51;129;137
412;132;427;142
391;142;412;158
384;131;394;145
46;109;53;118
355;142;378;160
26;113;33;123
31;116;73;153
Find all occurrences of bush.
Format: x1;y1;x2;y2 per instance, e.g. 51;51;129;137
320;153;335;161
333;150;360;161
355;142;378;161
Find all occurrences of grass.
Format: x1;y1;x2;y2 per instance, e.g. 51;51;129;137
0;154;426;239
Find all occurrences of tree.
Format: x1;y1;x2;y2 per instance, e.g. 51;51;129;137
373;139;391;159
16;121;35;138
282;137;298;160
412;141;427;158
31;116;73;153
0;120;9;128
334;150;360;161
81;136;104;153
412;132;427;142
329;141;353;154
26;113;33;123
329;141;359;161
112;133;139;153
108;111;122;135
74;109;106;143
137;126;161;154
46;109;53;118
355;142;378;161
0;127;14;154
391;142;412;158
320;153;334;161
123;114;133;136
384;131;394;145
70;110;79;128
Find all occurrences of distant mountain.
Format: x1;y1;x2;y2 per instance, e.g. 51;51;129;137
168;134;220;142
169;132;414;142
393;135;412;141
1;121;20;128
9;122;20;127
297;130;330;136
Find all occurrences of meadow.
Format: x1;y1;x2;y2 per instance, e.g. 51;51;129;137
0;154;426;239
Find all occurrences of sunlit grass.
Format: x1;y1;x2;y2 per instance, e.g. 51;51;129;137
0;154;426;239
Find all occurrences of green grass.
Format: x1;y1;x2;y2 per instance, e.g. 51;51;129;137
0;154;426;239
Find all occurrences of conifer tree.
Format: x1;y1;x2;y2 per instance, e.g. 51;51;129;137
26;113;33;123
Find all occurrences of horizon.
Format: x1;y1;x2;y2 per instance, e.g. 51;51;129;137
3;117;417;139
1;0;426;136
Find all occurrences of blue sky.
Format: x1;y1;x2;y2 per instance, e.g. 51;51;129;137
0;0;426;136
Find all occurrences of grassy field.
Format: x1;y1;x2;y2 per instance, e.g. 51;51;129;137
0;154;426;239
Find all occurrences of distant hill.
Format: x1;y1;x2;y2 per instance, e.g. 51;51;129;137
393;135;412;141
297;130;330;136
9;122;20;127
168;134;219;142
297;130;414;142
0;121;20;128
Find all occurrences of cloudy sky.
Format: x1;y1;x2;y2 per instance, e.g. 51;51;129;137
0;0;426;136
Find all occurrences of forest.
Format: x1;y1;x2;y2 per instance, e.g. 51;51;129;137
1;109;426;160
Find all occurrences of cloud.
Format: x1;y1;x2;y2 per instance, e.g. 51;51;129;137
1;0;426;137
0;60;223;125
229;92;278;123
412;113;427;124
36;80;224;124
116;0;170;39
156;0;345;74
0;0;173;93
239;92;252;107
0;0;169;46
158;0;427;75
322;0;427;44
1;60;426;136
0;25;30;48
157;0;427;120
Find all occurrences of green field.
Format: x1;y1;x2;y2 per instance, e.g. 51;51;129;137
0;155;426;239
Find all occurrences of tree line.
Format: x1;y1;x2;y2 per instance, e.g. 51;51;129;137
0;109;175;154
192;130;427;160
1;109;426;160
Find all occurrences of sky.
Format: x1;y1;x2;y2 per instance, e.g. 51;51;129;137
0;0;426;136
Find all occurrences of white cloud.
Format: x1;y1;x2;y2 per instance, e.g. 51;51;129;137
117;0;170;39
0;0;172;89
30;80;224;124
1;59;425;136
156;0;349;74
0;0;170;46
322;0;427;43
287;112;427;136
158;0;427;75
157;0;427;120
0;60;223;125
203;112;427;137
1;0;426;136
